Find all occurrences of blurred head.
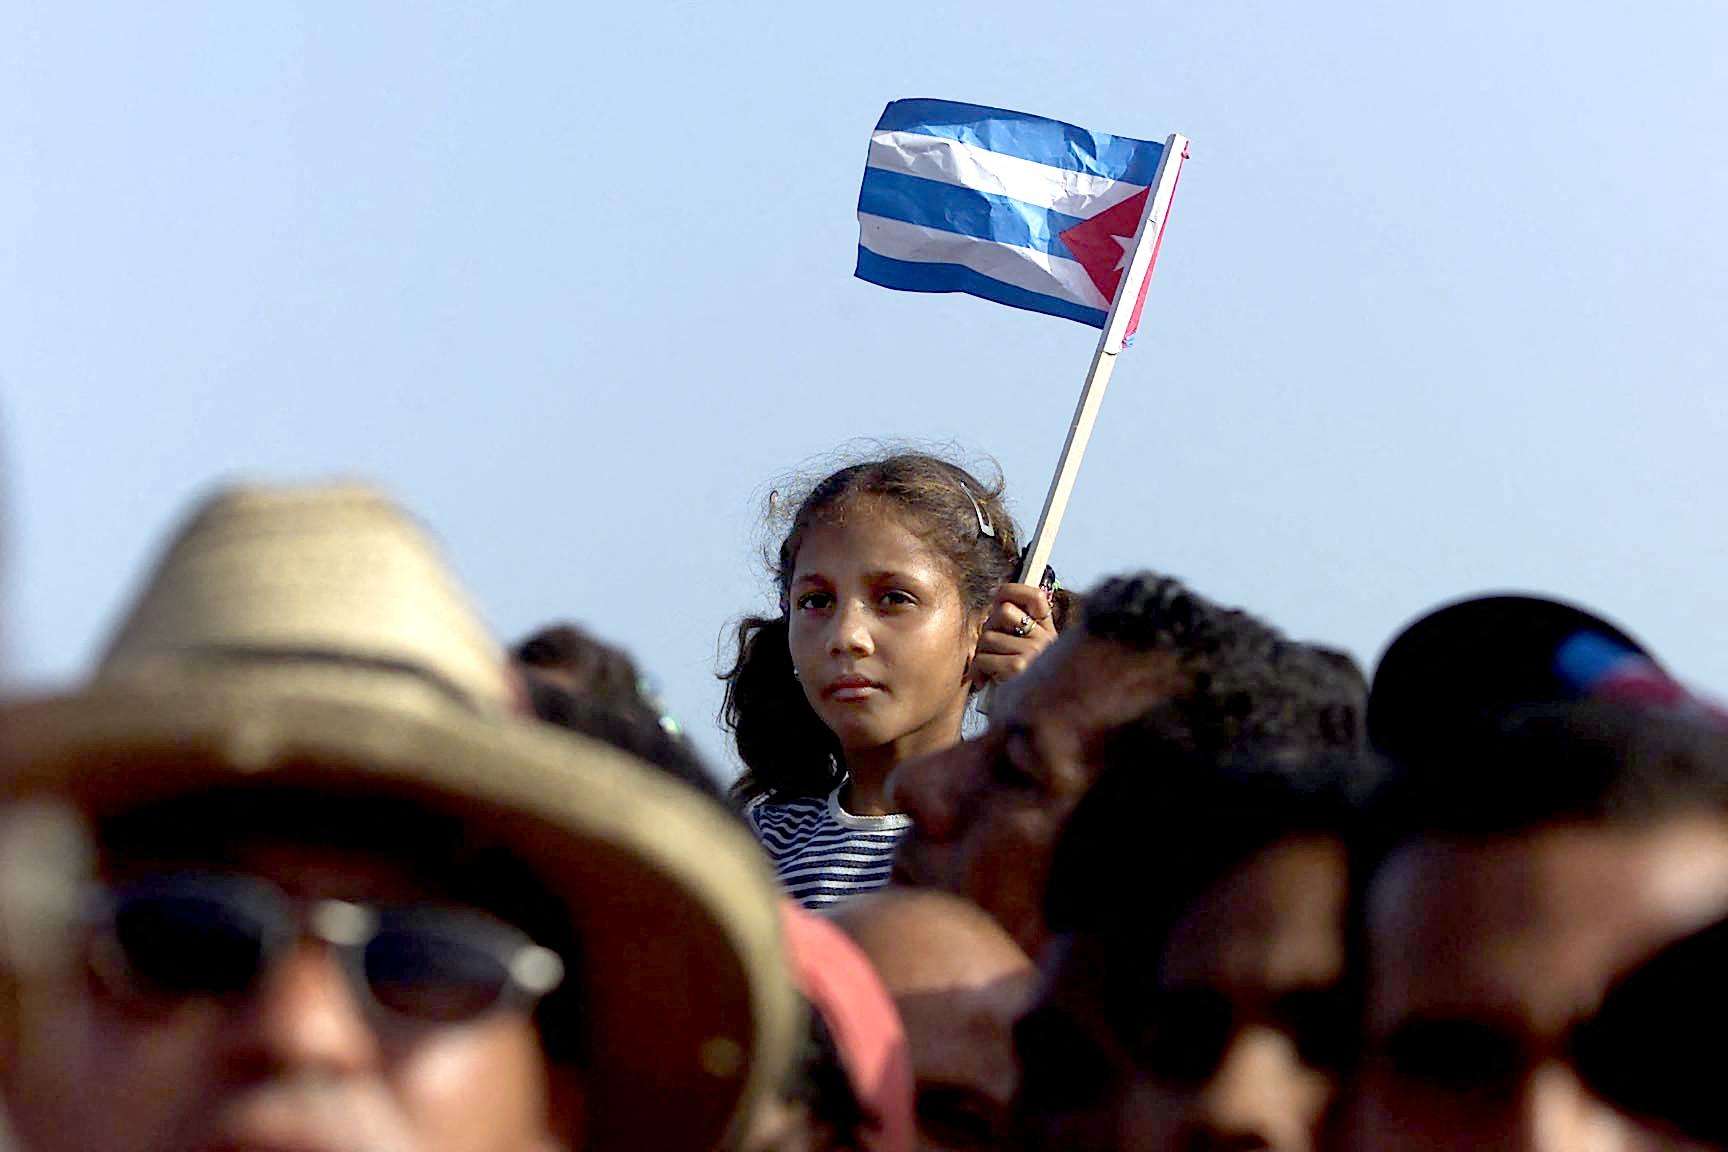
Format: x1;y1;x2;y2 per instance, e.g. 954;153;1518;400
0;482;798;1152
513;622;691;745
513;624;645;712
1339;702;1728;1152
834;890;1035;1152
722;454;1023;803
1014;726;1371;1152
774;903;915;1152
521;676;725;810
891;572;1365;953
0;791;583;1152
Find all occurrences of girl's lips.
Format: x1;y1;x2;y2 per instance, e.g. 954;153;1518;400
825;675;883;701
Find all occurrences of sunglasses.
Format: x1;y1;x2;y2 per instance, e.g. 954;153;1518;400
83;871;566;1028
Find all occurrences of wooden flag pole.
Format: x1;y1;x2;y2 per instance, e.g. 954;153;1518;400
979;133;1188;713
1017;132;1189;588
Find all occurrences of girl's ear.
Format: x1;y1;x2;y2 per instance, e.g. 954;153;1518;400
961;608;989;688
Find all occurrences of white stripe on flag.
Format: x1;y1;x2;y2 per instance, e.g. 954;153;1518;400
858;214;1110;310
868;130;1148;217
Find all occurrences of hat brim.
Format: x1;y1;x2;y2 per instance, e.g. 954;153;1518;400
1368;592;1655;765
0;682;796;1152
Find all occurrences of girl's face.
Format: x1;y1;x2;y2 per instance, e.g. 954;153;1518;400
787;510;982;763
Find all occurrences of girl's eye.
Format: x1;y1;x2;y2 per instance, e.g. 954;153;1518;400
878;589;916;608
795;591;833;611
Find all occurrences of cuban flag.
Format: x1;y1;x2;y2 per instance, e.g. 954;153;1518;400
856;98;1175;330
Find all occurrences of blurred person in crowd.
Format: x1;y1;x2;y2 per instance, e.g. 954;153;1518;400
722;452;1063;908
834;889;1034;1152
0;483;798;1152
521;675;720;805
891;571;1365;953
514;622;686;740
514;622;645;708
1339;681;1728;1150
762;905;915;1152
1336;593;1728;1152
524;673;899;1152
746;1006;882;1152
1012;696;1372;1152
1365;592;1685;768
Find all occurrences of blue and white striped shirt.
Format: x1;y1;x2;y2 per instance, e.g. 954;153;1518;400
746;785;911;909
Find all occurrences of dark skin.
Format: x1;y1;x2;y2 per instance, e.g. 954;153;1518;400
835;890;1035;1152
1015;836;1349;1152
1;837;581;1152
1338;818;1728;1152
889;631;1189;953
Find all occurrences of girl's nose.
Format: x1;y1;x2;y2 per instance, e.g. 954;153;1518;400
829;599;875;657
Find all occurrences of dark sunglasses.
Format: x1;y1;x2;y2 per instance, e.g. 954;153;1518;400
84;872;565;1028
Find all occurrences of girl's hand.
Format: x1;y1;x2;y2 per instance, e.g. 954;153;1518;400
972;582;1059;688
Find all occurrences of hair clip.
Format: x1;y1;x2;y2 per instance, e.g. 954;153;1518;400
963;486;996;538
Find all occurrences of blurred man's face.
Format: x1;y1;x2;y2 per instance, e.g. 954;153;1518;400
1015;835;1350;1152
890;633;1187;953
1338;817;1728;1152
837;893;1036;1152
2;834;580;1152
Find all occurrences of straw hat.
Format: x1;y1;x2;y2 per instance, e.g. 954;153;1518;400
0;482;798;1152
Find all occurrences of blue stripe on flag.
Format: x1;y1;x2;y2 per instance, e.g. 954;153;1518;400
873;98;1163;186
855;246;1108;328
858;168;1084;260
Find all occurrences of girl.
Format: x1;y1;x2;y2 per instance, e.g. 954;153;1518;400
722;452;1061;908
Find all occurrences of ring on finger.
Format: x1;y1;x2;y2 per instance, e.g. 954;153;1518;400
1013;611;1036;638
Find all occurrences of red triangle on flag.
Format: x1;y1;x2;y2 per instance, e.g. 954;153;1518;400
1057;188;1150;306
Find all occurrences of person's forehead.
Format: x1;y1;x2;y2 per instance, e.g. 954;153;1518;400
791;512;948;580
1162;835;1350;993
1365;819;1728;1035
993;635;1184;740
855;899;1031;990
894;975;1031;1100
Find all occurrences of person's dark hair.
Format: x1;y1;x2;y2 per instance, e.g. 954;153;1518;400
513;623;645;715
523;672;731;813
721;452;1027;804
1364;699;1728;861
1079;571;1369;773
781;1004;876;1152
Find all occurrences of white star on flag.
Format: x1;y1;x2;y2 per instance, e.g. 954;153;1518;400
1112;232;1135;271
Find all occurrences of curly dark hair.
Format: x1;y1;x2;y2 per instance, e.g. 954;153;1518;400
721;452;1025;804
1078;572;1370;775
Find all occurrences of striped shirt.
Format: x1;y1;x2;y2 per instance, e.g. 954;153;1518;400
746;784;911;909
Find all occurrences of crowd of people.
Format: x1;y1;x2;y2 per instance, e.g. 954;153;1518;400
1;448;1725;1152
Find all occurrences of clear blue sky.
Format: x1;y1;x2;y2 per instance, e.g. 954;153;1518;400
5;2;1726;771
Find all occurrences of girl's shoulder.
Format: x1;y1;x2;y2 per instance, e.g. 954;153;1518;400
742;789;828;833
745;789;830;816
